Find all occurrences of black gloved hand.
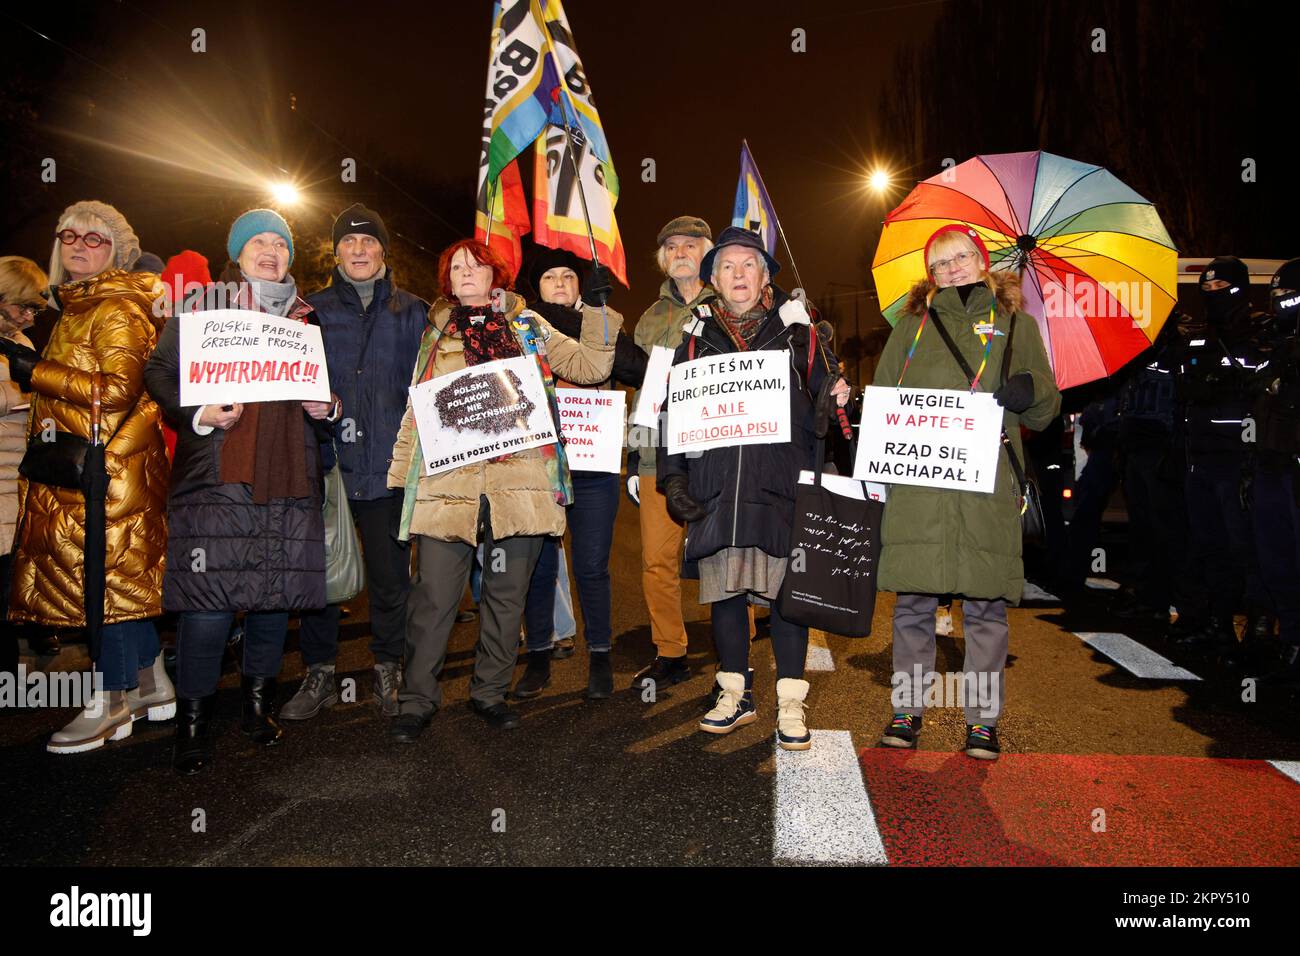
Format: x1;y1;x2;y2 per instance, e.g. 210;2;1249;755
0;336;40;391
993;372;1034;414
663;474;707;524
585;265;613;307
1239;469;1254;511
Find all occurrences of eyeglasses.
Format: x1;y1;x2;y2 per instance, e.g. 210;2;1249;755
930;251;977;274
55;229;112;248
2;302;42;319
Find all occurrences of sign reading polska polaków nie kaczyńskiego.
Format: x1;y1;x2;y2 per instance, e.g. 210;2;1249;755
666;350;790;455
557;388;625;474
409;355;558;477
179;308;331;406
853;386;1002;493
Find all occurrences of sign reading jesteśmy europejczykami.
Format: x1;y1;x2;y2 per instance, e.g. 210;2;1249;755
409;355;558;477
666;350;790;455
853;386;1002;493
179;309;331;406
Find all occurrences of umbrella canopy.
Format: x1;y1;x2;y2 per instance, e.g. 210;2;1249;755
872;150;1178;390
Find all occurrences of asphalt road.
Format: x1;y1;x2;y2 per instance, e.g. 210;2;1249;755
3;504;1300;866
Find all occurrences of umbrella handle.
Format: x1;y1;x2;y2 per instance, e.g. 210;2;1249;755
90;372;102;446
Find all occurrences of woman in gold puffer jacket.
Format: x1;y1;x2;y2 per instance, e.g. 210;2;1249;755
4;200;175;755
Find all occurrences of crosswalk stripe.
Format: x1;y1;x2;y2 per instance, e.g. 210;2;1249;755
1022;582;1061;603
805;630;835;671
774;730;888;865
1268;760;1300;786
1073;632;1201;680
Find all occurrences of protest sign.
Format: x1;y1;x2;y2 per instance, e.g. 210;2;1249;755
853;385;1002;493
557;388;625;473
666;349;790;456
179;309;330;406
409;355;558;476
630;345;675;429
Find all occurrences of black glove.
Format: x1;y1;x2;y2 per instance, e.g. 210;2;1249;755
0;336;40;391
993;372;1034;414
663;474;707;524
585;265;613;307
1239;469;1254;511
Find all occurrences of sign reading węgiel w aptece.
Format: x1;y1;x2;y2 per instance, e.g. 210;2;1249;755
853;386;1003;493
666;350;790;455
179;308;330;406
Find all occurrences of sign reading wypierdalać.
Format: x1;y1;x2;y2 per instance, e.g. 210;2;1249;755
853;386;1003;493
179;309;330;406
409;355;558;476
557;388;625;473
666;349;790;455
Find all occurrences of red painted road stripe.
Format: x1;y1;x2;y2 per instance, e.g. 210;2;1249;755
858;750;1300;866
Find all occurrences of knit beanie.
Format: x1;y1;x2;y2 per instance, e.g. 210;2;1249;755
227;208;295;266
57;200;142;271
923;224;991;273
332;203;390;251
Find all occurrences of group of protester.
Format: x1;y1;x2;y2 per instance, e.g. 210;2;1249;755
4;192;1117;775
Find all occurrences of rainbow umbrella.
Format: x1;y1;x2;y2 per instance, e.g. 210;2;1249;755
872;150;1178;390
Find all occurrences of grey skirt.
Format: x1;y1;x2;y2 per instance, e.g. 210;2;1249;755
697;546;788;604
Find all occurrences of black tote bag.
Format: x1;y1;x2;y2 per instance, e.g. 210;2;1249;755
776;439;883;637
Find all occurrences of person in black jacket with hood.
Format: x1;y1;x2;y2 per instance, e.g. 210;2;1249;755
514;247;647;701
657;227;848;751
284;204;429;722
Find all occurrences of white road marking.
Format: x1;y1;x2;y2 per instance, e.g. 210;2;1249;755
1022;582;1061;603
1268;760;1300;786
1073;632;1201;680
774;729;888;866
1085;577;1121;590
805;630;835;672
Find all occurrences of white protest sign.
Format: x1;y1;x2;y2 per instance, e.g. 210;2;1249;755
409;355;558;476
799;470;888;503
853;385;1002;493
666;349;790;456
557;388;625;474
631;345;675;429
179;308;330;406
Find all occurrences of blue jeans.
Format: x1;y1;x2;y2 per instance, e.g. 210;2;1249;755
176;610;289;698
524;471;619;652
95;619;161;692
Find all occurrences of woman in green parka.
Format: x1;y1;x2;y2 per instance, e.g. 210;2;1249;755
873;225;1060;760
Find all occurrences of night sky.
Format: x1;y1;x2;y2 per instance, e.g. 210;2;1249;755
1;0;1293;346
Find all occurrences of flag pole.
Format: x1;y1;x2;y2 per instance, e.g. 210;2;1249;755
743;138;806;294
532;0;602;268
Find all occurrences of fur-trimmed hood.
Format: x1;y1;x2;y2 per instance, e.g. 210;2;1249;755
903;268;1024;317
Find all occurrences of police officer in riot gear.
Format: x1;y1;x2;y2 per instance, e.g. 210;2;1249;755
1169;256;1273;657
1252;259;1300;686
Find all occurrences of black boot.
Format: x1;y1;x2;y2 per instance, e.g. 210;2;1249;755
240;676;283;746
586;651;614;700
173;696;215;776
1169;615;1235;650
511;650;551;699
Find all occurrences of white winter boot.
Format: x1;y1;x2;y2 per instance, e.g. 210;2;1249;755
775;677;812;751
698;671;757;734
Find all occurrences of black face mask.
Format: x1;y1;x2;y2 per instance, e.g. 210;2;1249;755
1271;288;1300;335
1202;285;1249;326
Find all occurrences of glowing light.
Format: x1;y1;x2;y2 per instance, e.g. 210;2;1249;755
270;182;301;205
868;169;891;193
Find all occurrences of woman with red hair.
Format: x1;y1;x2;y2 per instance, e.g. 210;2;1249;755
386;240;615;740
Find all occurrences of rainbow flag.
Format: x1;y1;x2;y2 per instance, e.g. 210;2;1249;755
731;142;778;255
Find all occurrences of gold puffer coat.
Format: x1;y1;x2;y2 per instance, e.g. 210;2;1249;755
8;269;170;627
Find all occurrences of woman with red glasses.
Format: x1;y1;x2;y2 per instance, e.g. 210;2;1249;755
0;200;173;755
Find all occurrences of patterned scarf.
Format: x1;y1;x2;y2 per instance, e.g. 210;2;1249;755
441;304;523;368
712;286;775;351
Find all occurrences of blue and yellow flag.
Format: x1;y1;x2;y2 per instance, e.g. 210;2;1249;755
731;142;778;255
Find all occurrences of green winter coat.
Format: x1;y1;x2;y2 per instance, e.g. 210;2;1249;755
630;279;713;475
872;273;1061;604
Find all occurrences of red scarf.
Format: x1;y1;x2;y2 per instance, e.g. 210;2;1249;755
442;305;523;368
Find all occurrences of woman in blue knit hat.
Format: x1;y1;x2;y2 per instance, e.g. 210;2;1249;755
144;208;341;775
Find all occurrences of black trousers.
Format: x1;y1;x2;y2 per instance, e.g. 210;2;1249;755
297;495;411;666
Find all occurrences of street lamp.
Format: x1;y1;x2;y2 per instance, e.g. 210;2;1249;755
868;169;891;194
269;181;301;206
